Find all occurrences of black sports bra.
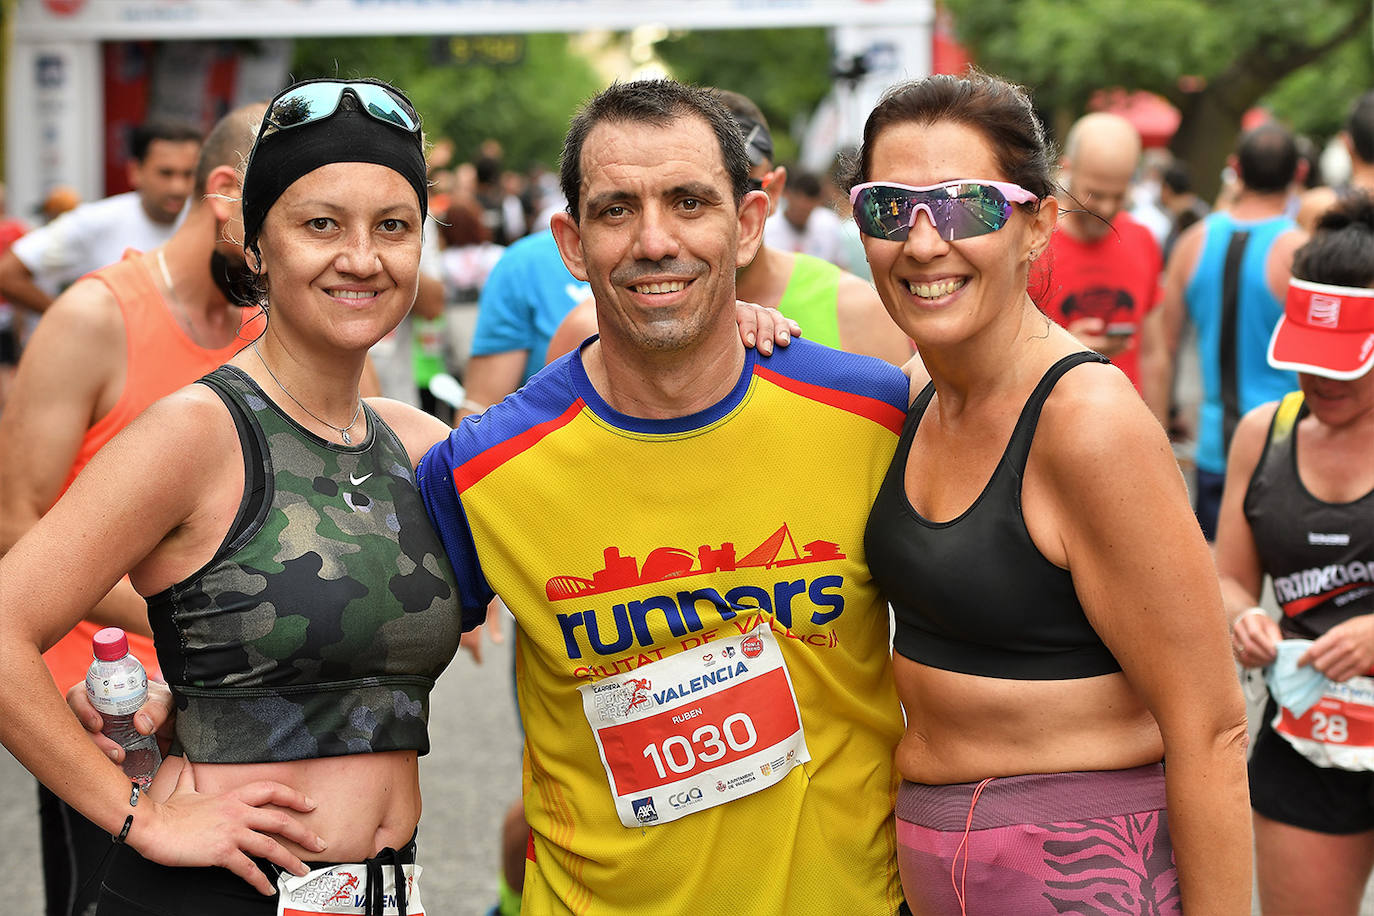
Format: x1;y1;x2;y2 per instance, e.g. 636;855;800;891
865;351;1122;680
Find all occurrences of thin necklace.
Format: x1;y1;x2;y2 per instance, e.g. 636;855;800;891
155;248;198;342
252;342;363;444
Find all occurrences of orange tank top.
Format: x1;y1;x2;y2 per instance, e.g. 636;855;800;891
43;251;265;692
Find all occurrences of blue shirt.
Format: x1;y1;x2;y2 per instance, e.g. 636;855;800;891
470;231;590;384
1185;211;1297;474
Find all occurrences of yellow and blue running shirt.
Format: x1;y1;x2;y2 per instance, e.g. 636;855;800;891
418;337;907;915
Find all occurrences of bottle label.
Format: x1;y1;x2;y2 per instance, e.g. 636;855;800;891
86;659;147;716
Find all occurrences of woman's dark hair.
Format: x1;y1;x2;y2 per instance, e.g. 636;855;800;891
847;70;1054;203
1292;191;1374;288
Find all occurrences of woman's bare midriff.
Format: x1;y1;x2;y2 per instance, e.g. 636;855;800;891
894;655;1164;785
149;751;422;862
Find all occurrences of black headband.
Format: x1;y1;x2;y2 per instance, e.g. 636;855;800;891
241;103;427;253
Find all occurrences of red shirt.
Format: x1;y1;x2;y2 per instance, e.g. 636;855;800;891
1032;214;1162;391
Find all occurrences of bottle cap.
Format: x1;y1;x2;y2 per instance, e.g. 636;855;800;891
92;627;129;661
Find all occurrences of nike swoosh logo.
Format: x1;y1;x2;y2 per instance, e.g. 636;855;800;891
350;472;372;486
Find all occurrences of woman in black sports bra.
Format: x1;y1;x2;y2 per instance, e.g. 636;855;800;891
850;72;1250;914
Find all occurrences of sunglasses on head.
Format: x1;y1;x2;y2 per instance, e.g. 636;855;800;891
262;79;421;136
849;179;1038;242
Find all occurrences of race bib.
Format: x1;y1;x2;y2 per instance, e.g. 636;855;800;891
276;863;422;916
579;626;810;828
1273;676;1374;771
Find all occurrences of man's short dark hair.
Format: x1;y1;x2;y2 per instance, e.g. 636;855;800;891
1162;161;1192;195
130;120;204;162
1348;90;1374;165
788;171;823;199
1236;124;1298;194
559;80;749;222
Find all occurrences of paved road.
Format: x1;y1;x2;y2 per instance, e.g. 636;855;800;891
1;627;522;915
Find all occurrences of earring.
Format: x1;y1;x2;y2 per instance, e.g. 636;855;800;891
1028;249;1040;261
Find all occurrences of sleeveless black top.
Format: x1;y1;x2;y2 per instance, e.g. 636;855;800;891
1244;391;1374;639
865;351;1122;680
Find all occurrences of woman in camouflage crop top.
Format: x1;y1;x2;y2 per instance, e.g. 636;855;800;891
0;79;467;914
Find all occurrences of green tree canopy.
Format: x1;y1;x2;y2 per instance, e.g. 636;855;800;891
291;33;603;172
945;0;1371;197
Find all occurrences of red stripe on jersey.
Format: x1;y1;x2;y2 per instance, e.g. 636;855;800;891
1282;582;1368;617
753;364;905;434
453;399;585;492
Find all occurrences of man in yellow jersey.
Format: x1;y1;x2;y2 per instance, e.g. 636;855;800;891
0;105;265;916
544;89;912;367
417;80;908;914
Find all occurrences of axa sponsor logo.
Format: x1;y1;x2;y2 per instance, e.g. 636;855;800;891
632;796;659;824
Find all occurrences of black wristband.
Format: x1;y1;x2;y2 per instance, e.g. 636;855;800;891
112;780;140;844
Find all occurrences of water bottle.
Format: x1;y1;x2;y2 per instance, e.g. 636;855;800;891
86;627;161;788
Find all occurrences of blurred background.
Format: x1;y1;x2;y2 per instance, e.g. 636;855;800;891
3;0;1369;221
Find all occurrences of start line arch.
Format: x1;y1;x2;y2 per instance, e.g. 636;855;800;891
5;0;933;216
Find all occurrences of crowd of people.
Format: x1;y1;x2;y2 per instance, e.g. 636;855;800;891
0;62;1369;916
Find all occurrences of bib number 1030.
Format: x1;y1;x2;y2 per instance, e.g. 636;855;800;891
643;713;758;778
579;626;811;827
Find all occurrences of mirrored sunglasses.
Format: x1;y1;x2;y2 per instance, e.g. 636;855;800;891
850;179;1038;242
264;80;420;135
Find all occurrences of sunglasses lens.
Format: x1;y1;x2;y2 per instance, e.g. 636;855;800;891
351;84;419;131
853;183;1015;241
939;184;1011;240
268;84;344;129
268;83;419;133
854;185;916;239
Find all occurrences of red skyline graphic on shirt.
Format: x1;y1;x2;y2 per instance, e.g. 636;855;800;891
545;524;844;601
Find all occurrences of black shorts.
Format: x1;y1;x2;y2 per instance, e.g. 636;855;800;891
1250;699;1374;835
96;830;418;915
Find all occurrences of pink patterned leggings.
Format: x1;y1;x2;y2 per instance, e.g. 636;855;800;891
896;763;1180;915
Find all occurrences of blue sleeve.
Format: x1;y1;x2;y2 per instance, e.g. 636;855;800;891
470;245;534;357
763;337;909;412
416;435;495;632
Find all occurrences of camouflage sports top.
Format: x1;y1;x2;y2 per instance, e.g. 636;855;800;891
147;366;462;763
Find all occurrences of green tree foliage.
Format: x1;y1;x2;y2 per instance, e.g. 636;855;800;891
291;34;602;171
944;0;1371;197
1266;34;1373;146
652;27;835;165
